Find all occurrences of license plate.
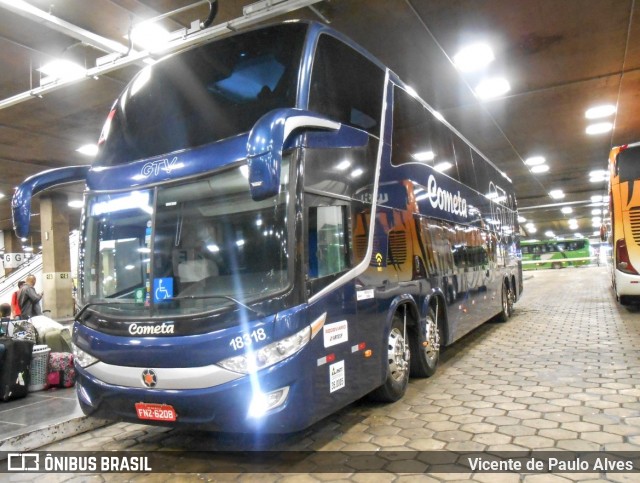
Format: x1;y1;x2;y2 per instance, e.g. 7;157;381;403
135;403;177;422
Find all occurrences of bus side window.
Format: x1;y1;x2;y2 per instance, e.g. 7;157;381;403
308;205;350;281
309;34;384;135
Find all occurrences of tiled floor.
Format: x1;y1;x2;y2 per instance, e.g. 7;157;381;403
0;387;79;441
8;265;640;480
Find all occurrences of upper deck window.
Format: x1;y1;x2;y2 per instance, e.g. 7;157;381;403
309;34;384;135
95;24;307;166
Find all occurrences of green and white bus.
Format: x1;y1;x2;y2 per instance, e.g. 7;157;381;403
521;238;591;270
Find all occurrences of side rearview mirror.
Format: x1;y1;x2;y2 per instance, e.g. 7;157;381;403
246;108;340;201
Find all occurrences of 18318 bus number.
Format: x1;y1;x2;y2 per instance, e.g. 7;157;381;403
229;328;267;350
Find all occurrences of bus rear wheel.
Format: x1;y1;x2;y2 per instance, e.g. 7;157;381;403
369;314;410;402
496;281;513;322
410;307;441;377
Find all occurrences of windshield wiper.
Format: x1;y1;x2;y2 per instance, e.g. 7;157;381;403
76;300;139;319
170;294;265;318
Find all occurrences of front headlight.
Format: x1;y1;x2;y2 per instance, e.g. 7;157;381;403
217;325;311;374
73;345;99;368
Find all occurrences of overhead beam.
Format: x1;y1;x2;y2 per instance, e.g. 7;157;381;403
0;0;133;55
0;0;323;111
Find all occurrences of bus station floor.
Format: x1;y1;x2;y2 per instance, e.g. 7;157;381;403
5;265;640;481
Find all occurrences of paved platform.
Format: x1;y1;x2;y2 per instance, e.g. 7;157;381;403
6;265;640;480
0;387;108;452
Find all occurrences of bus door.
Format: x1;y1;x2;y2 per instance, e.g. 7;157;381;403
306;200;367;404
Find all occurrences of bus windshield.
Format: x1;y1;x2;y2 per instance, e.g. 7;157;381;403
81;162;290;316
95;23;306;166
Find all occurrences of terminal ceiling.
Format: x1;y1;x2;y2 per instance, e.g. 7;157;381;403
0;0;638;251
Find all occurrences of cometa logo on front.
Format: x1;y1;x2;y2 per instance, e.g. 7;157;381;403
128;322;175;335
427;174;468;218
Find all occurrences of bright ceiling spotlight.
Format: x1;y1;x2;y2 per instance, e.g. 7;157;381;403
76;144;98;156
518;216;526;223
586;122;613;135
434;161;453;172
453;43;495;72
544;230;555;237
525;156;546;166
412;151;435;162
128;22;171;52
530;165;549;174
68;200;84;209
585;104;616;119
474;77;511;100
549;189;565;199
39;59;86;82
561;207;573;214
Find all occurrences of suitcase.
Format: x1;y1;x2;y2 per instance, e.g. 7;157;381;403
47;352;76;388
39;326;73;353
0;338;34;401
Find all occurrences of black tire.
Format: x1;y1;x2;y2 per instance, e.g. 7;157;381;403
410;307;442;378
369;314;410;402
496;281;513;323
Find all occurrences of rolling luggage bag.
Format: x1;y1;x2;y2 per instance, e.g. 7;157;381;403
0;338;34;401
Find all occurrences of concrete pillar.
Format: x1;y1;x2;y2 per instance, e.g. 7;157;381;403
3;230;24;276
40;193;74;319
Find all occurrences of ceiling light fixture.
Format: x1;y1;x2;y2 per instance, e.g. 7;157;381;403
68;200;84;209
518;216;526;223
475;77;511;100
561;207;573;214
39;59;86;83
585;104;616;119
76;144;98;156
453;43;495;72
549;189;565;199
530;165;549;173
525;156;546;166
591;195;604;203
434;161;453;172
128;23;171;52
586;122;613;135
412;151;435;162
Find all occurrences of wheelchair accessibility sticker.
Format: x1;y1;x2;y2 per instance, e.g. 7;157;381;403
153;278;173;303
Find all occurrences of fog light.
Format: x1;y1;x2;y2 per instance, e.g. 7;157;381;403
248;386;290;418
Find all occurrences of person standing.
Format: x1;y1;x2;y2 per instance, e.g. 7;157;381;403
18;275;43;319
10;280;25;319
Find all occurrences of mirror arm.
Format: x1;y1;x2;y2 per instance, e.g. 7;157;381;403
12;165;91;238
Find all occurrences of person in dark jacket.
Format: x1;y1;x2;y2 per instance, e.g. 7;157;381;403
18;275;43;318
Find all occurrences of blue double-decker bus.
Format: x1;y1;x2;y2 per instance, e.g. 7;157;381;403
13;21;522;433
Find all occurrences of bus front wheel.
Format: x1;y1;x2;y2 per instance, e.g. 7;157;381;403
369;314;410;402
410;307;441;378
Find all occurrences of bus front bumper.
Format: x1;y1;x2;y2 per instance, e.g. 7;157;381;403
74;362;313;433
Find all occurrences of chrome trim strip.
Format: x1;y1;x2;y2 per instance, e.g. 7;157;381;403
86;361;242;390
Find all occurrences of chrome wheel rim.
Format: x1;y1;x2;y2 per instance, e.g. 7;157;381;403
387;327;408;382
424;315;440;362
